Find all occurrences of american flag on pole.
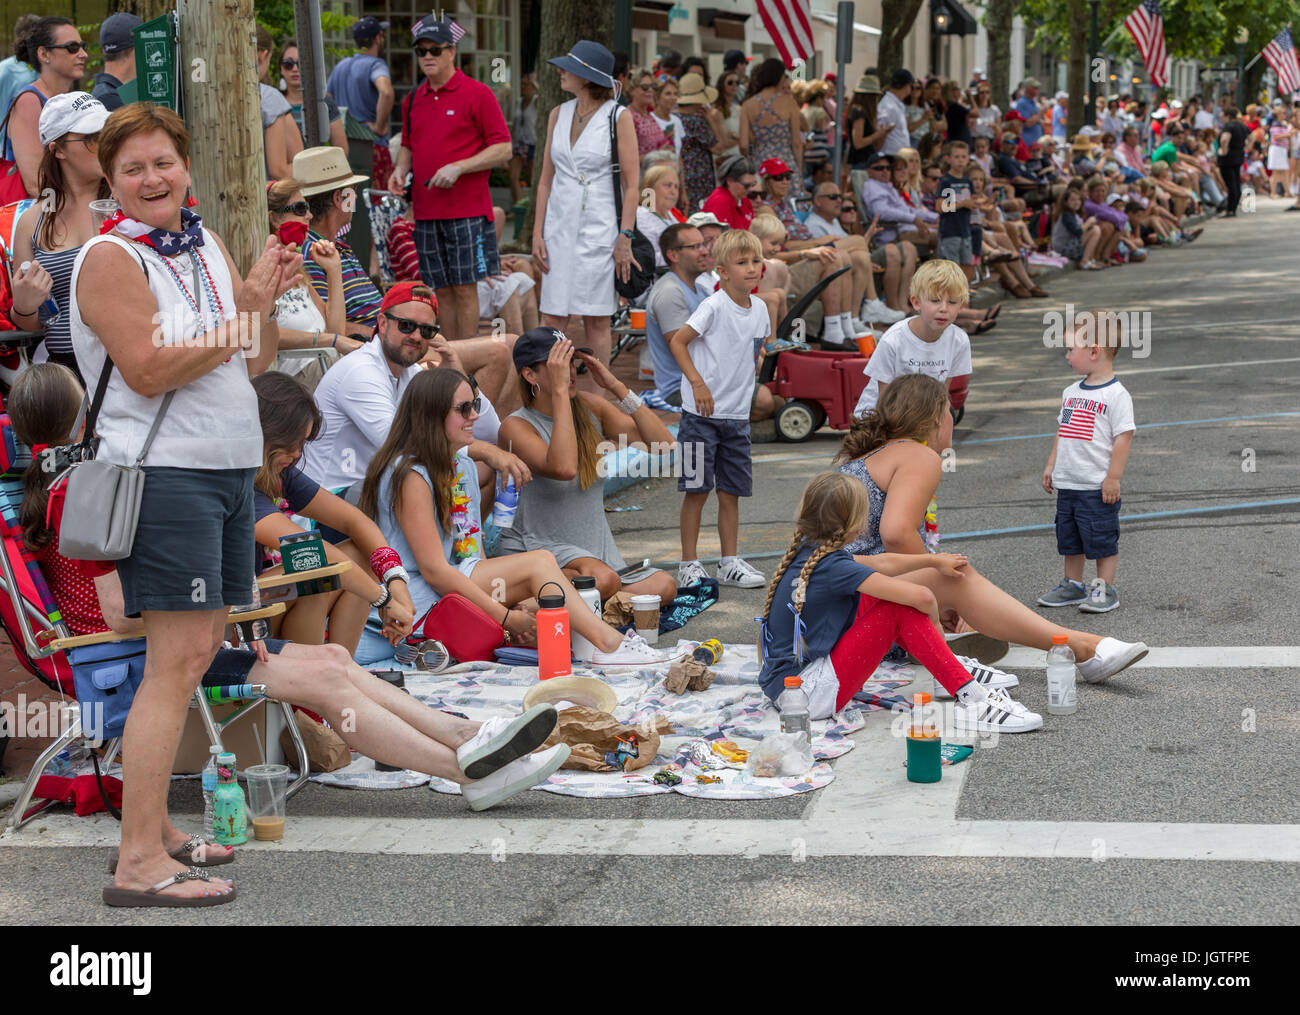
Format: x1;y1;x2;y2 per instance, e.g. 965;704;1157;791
1124;0;1169;88
756;0;815;70
1058;405;1098;442
1262;27;1300;97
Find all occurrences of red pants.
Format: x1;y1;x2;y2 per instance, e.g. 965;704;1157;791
830;594;974;713
372;142;394;192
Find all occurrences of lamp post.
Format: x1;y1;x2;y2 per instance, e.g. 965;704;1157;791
1235;27;1248;108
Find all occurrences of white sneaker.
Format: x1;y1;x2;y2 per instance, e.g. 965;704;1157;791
456;704;558;780
863;299;906;324
954;686;1043;733
678;559;710;587
591;630;665;667
932;655;1020;699
849;316;874;337
1075;637;1148;684
717;556;766;588
461;743;571;811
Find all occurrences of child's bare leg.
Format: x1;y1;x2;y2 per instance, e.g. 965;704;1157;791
680;492;708;561
716;490;740;558
1095;555;1117;584
1063;554;1085;582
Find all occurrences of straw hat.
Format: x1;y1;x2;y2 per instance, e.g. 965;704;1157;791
1071;133;1095;153
854;73;882;95
523;674;619;714
676;72;718;106
293;146;370;198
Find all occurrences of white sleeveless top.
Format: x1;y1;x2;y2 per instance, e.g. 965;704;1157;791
68;231;262;470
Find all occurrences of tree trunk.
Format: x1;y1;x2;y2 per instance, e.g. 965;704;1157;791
1065;2;1089;137
985;0;1015;112
178;0;265;276
876;0;926;87
520;0;615;249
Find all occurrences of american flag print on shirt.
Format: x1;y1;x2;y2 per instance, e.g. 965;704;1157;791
1058;397;1107;441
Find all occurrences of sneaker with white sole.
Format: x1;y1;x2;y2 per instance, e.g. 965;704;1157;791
1037;579;1088;607
849;317;874;337
591;630;666;667
1078;581;1120;613
456;704;559;780
933;655;1020;698
717;556;766;588
678;559;711;587
863;298;906;324
954;686;1043;733
1075;636;1148;684
461;743;571;811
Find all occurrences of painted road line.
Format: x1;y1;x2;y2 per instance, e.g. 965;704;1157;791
979;356;1300;388
961;411;1300;446
997;645;1300;670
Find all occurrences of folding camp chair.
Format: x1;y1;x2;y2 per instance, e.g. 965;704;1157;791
363;188;409;285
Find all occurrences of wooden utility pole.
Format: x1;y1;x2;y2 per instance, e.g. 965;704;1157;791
176;0;265;275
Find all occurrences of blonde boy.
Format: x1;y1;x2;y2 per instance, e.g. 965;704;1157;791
670;228;770;589
852;259;972;417
1039;313;1135;613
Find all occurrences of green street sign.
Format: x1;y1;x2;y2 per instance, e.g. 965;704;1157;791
134;13;177;111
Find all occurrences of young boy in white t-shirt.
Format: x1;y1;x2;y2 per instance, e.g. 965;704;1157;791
669;229;771;589
1038;313;1135;613
853;259;973;417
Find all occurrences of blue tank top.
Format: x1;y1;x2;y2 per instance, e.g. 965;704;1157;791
3;85;46;164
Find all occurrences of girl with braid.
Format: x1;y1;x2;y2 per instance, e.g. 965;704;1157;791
757;472;1043;732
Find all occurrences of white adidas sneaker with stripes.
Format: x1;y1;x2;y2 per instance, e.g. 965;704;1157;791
954;686;1043;733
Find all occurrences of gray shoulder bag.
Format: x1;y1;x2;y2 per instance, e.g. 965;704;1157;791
54;247;177;561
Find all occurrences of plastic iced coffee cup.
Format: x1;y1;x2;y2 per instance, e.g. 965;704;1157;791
245;763;289;841
89;199;119;232
629;593;661;645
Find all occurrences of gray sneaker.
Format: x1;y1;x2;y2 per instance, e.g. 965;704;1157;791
1078;581;1120;613
1037;580;1088;607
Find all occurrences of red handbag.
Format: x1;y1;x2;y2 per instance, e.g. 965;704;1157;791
416;593;505;663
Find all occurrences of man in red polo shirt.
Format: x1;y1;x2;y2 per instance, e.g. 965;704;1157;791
701;156;758;230
389;16;512;341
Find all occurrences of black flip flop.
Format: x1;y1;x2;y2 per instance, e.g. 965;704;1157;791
983;303;1002;322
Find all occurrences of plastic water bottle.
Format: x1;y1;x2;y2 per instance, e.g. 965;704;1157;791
492;476;519;528
1046;634;1077;715
200;745;221;839
777;676;813;770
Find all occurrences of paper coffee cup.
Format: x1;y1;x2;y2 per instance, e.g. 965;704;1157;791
630;593;660;644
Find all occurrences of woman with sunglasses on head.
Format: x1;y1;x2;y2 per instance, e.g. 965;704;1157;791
265;177;363;386
8;93;110;379
251;371;414;654
278;39;348;154
2;16;84;198
361;366;667;667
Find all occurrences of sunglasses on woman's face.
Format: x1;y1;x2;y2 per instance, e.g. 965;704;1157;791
274;200;310;217
415;44;451;58
46;41;88;55
453;396;482;419
281;58;299;69
384;312;440;339
66;132;99;149
767;172;792;182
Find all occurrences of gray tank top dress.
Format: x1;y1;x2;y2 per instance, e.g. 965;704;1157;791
496;404;627;570
839;442;907;556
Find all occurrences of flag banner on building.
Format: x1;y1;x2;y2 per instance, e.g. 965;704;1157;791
757;0;815;70
1124;0;1169;88
1262;27;1300;97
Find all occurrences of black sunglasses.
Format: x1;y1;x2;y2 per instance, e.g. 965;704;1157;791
453;396;483;419
766;172;793;182
415;44;451;58
281;58;299;69
384;312;440;339
65;132;99;149
46;41;88;55
273;200;310;216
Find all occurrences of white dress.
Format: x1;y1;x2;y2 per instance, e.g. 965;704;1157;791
540;98;621;317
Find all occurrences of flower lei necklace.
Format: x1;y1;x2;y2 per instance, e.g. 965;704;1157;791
446;461;481;563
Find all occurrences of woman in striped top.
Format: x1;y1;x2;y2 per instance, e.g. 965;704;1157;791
9;91;111;379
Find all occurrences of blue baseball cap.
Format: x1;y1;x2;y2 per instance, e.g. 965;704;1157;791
352;16;389;42
100;12;142;55
413;17;458;45
512;327;592;373
547;40;615;89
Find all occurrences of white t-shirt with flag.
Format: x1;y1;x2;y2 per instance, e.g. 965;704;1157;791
853;318;972;416
1052;377;1135;490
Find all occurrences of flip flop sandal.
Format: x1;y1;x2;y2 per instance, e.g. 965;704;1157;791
107;834;235;874
972;319;998;335
103;867;236;908
983;303;1002;321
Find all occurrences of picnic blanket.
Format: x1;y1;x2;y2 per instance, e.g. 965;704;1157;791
312;641;915;800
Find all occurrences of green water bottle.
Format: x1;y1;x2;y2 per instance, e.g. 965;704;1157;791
212;752;247;845
905;692;942;783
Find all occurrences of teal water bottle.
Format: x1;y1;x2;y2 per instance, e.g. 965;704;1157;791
212;752;247;845
905;692;942;783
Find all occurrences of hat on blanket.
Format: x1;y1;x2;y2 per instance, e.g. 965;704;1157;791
523;674;619;714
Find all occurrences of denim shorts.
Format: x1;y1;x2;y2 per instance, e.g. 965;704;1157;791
116;467;257;616
677;412;752;496
415;215;500;289
938;234;974;264
202;638;288;685
1055;487;1120;559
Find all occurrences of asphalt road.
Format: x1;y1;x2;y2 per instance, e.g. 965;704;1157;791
1;201;1297;930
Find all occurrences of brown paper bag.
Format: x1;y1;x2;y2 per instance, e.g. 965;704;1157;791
280;713;352;773
602;591;636;626
540;705;673;772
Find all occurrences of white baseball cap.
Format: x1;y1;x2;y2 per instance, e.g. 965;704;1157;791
38;91;109;147
1055;90;1068;100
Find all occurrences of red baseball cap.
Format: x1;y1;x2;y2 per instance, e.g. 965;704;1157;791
380;281;439;316
759;157;793;177
1003;110;1025;122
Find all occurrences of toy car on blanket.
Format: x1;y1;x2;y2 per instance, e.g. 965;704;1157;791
760;347;970;442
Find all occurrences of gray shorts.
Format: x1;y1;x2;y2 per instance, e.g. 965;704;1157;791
937;234;974;264
677;412;752;496
116;467;257;616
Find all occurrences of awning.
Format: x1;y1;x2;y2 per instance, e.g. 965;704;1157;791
931;0;978;37
810;11;881;37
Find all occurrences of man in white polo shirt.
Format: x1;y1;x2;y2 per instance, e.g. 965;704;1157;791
301;281;528;496
876;68;914;156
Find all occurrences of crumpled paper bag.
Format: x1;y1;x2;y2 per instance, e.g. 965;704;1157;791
281;713;352;772
663;656;714;694
540;705;673;772
603;591;636;626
